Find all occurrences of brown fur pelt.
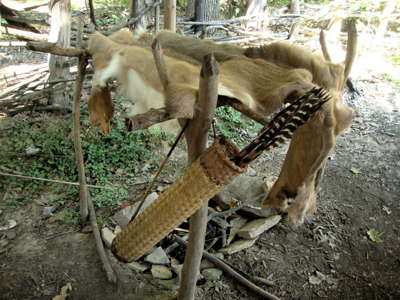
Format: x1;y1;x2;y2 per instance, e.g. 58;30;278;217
87;29;355;225
87;30;314;129
87;86;114;135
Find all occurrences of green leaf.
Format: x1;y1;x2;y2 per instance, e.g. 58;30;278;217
367;229;384;243
350;167;361;174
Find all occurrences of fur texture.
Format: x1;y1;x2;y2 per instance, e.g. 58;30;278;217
87;29;354;225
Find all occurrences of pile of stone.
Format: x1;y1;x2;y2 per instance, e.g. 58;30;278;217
102;169;281;288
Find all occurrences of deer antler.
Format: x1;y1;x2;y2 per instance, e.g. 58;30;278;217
343;19;357;83
319;30;332;62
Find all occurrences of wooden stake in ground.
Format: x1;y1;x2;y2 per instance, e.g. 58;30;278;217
178;54;219;300
72;55;117;283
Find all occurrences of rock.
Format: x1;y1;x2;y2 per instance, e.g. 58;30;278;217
127;261;149;272
145;247;170;265
170;263;183;278
114;225;122;235
111;192;159;229
81;225;92;233
200;253;224;270
155;278;179;290
151;265;173;279
227;217;247;245
0;219;17;231
219;174;266;205
202;268;223;281
219;239;257;254
0;239;9;248
25;146;40;155
43;206;56;217
309;271;326;285
237;215;281;239
6;231;16;240
101;227;115;248
246;167;257;176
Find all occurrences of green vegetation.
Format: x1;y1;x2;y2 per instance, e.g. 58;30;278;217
0;104;262;214
0;115;164;209
214;106;262;148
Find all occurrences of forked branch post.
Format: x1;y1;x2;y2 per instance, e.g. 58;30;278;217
178;54;219;300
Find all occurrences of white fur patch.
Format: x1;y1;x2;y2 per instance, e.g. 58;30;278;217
124;69;179;133
92;54;122;87
219;84;257;110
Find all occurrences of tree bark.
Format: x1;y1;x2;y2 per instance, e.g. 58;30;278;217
245;0;267;31
164;0;177;32
186;0;195;19
193;0;219;34
289;0;300;14
130;0;148;30
375;0;396;41
48;0;71;107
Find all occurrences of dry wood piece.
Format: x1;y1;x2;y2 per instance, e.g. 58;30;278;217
26;41;87;57
104;0;162;35
179;54;220;300
72;56;117;283
126;108;173;131
0;26;47;41
174;235;280;300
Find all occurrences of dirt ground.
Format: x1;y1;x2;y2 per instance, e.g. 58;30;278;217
1;71;399;300
1;10;400;300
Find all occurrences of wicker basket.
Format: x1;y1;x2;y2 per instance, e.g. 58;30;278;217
112;137;246;262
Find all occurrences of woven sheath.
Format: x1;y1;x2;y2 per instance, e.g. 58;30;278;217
112;137;246;262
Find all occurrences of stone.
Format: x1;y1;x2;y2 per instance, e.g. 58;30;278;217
111;192;158;229
219;239;257;254
170;263;183;278
0;219;17;231
151;265;173;279
237;215;281;239
200;253;224;270
219;174;266;205
201;268;223;281
227;217;247;245
6;231;16;240
101;227;115;248
43;206;56;217
81;225;92;233
145;247;170;265
127;261;149;273
25;146;40;156
154;278;179;291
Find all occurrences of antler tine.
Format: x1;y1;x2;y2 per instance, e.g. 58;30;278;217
343;19;357;83
319;30;332;62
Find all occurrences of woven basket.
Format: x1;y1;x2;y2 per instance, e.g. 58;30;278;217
112;137;246;262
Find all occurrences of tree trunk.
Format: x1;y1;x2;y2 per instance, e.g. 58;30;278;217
129;0;148;30
48;0;71;107
164;0;176;32
245;0;267;31
186;0;195;19
193;0;219;34
375;0;396;41
289;0;300;14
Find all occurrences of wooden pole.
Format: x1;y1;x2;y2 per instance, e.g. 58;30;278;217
73;56;117;283
178;54;219;300
164;0;176;32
